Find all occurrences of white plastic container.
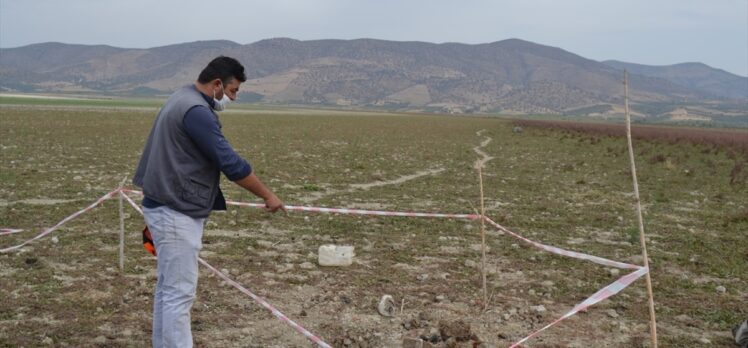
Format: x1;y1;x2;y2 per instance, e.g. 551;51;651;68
318;245;355;266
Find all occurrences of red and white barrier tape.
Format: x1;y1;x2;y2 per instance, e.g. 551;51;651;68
0;229;25;236
126;189;649;345
231;201;481;219
510;266;648;347
120;191;144;215
483;217;641;270
123;189;480;220
120;191;333;348
0;190;118;253
3;188;649;347
197;258;333;348
130;190;639;270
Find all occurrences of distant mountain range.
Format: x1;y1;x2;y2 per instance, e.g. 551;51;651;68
1;38;746;121
603;60;747;100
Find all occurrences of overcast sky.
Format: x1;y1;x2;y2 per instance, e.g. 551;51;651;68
1;0;746;76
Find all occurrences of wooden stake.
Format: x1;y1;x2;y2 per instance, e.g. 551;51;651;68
478;166;488;310
624;70;658;348
118;177;127;272
235;190;244;226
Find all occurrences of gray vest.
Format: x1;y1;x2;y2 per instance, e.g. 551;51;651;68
133;85;225;218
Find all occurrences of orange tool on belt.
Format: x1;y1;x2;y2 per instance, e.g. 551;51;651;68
142;226;156;256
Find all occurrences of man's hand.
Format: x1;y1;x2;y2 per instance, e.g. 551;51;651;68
264;194;286;214
234;173;287;214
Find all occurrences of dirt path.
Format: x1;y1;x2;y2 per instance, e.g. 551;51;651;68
0;198;81;207
473;129;495;169
350;168;445;190
297;167;445;203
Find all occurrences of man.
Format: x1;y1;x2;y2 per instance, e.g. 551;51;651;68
133;56;285;348
736;319;748;348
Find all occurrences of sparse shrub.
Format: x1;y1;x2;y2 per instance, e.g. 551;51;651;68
653;191;670;203
729;161;746;185
649;154;666;164
724;209;748;226
511;119;748;155
302;183;320;191
626;227;639;245
494;211;511;224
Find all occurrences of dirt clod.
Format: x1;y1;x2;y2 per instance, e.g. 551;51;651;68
439;319;473;341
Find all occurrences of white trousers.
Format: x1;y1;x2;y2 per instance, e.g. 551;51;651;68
144;205;205;348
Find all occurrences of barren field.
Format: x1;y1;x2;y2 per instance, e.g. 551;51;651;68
1;103;746;347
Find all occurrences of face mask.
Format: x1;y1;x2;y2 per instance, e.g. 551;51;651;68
212;81;231;111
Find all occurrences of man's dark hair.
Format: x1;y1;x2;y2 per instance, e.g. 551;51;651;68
197;56;246;84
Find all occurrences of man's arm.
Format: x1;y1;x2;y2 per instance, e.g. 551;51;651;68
183;106;285;213
234;172;286;213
